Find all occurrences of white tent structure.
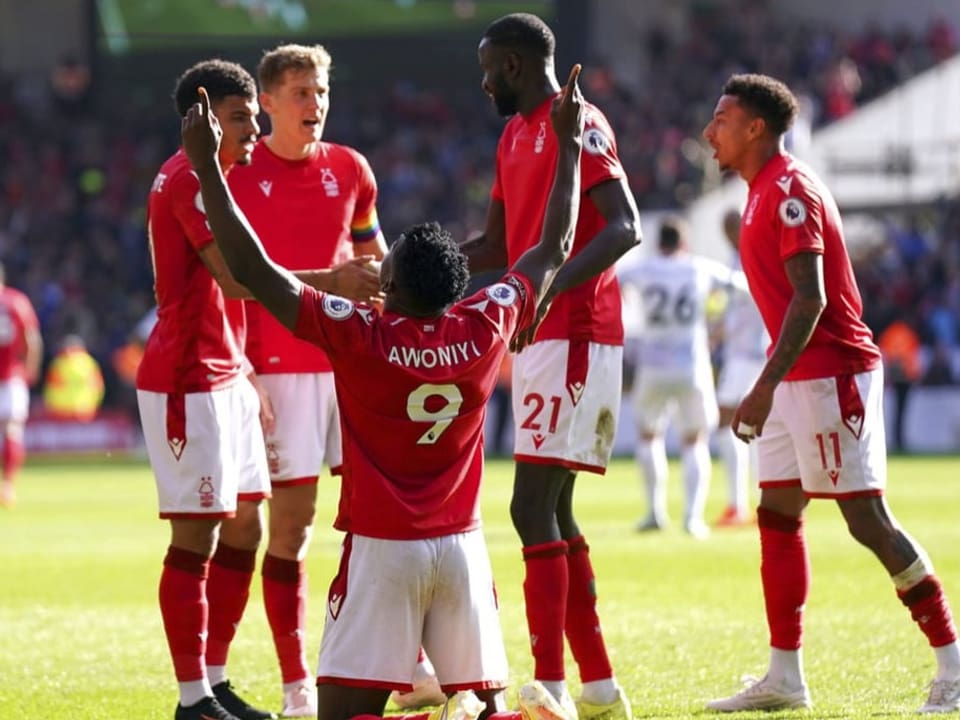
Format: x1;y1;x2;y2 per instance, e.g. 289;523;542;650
685;54;960;260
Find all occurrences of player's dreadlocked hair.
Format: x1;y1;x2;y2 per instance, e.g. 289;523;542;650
483;13;556;59
722;73;799;138
392;222;470;315
173;59;256;117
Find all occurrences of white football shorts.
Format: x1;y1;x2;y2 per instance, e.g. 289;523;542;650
758;367;886;498
716;356;765;408
0;377;29;423
632;369;719;437
258;372;342;485
316;529;508;692
512;340;621;473
138;379;270;518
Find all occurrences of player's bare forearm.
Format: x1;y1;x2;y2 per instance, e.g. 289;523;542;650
512;65;585;303
182;87;302;329
546;177;641;299
460;232;508;274
193;163;302;329
756;252;826;388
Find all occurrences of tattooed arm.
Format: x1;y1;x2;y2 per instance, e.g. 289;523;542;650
732;251;826;439
757;251;826;386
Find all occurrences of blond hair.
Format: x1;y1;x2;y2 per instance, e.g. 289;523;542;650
258;44;332;92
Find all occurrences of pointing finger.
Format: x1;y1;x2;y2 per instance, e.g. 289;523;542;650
564;63;582;98
198;86;210;115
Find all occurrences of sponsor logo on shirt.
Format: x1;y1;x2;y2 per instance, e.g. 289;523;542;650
744;193;760;225
775;175;793;195
322;294;355;321
778;197;807;227
486;282;519;307
258;180;273;197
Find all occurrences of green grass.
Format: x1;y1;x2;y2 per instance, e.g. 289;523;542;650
0;454;958;718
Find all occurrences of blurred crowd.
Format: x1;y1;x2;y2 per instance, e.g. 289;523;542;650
0;5;957;413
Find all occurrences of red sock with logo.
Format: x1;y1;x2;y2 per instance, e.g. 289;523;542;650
206;543;256;667
899;576;959;647
523;540;569;681
159;546;210;681
758;507;809;649
263;553;309;683
565;535;613;682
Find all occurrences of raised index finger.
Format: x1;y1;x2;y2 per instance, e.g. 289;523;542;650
563;63;582;99
197;86;210;115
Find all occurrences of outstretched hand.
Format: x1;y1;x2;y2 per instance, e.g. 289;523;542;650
181;86;222;170
550;63;584;143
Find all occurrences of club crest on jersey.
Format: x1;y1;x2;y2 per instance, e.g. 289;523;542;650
486;282;518;307
778;197;807;227
535;121;547;153
322;294;355;320
584;127;610;156
321;168;339;197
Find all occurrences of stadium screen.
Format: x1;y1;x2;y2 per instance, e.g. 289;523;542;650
96;0;554;54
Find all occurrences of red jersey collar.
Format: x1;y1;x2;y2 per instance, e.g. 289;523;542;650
749;151;791;190
520;93;559;123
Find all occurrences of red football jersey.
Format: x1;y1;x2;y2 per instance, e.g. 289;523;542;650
0;286;39;381
229;140;381;374
492;95;624;345
293;272;536;540
739;152;881;380
137;150;245;393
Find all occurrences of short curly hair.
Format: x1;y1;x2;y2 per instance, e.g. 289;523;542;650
483;13;556;59
722;73;799;137
392;222;470;315
173;59;256;117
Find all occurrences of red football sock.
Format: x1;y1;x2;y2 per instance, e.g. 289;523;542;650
757;507;809;650
565;535;613;682
523;540;569;682
159;546;210;681
2;433;25;482
899;576;959;647
206;542;256;667
263;553;309;683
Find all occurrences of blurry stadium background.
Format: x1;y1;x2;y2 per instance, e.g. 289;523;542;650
1;0;958;454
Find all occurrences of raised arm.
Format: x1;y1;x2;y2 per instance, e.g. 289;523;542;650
511;64;585;303
181;87;302;329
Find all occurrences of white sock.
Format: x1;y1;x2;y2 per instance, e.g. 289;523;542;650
717;427;749;512
935;642;960;681
681;441;711;526
538;680;568;703
179;679;212;707
636;437;668;522
768;647;805;689
580;678;618;705
207;665;226;687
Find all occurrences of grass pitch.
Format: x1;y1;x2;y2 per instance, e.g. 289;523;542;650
0;453;957;719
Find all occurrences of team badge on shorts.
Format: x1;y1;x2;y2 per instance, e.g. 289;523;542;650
486;283;518;307
778;197;807;227
322;294;355;320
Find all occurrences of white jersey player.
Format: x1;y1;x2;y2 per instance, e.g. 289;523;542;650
713;209;768;528
619;215;746;538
